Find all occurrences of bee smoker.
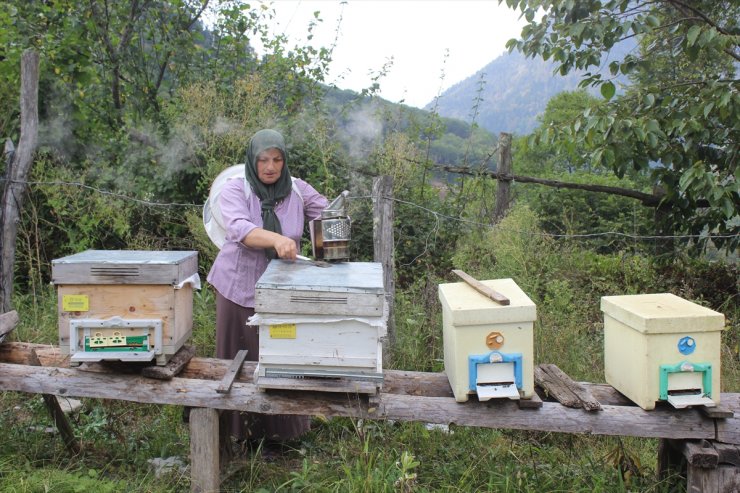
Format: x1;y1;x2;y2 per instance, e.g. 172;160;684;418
310;191;350;261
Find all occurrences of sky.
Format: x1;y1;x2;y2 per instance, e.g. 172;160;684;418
256;0;528;109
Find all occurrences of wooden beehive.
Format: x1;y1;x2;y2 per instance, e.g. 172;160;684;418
439;278;537;402
52;250;198;366
602;293;725;410
253;260;386;393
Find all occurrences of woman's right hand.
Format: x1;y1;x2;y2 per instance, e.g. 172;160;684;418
243;228;297;259
272;235;297;260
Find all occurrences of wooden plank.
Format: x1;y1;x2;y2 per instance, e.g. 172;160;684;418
0;343;453;396
687;463;740;493
0;343;724;410
216;349;247;394
579;382;633;406
0;362;722;440
535;364;581;408
378;393;716;439
717;394;740;445
699;404;735;419
517;392;543;409
539;364;601;411
189;408;220;493
28;350;81;455
255;375;379;395
142;345;196;380
0;310;19;340
379;370;454;398
682;440;719;468
451;270;510;305
714;442;740;467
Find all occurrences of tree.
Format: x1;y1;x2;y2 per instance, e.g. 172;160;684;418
0;0;336;286
1;50;39;312
501;0;739;252
532;90;604;174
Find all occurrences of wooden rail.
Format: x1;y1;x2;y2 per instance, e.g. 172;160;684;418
1;342;736;442
1;342;738;492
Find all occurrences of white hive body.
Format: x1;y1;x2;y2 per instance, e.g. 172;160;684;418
601;293;725;410
52;250;198;366
252;260;386;393
439;278;536;402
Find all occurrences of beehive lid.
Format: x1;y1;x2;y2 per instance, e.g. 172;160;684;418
438;278;536;326
52;250;198;285
601;293;725;334
256;260;383;294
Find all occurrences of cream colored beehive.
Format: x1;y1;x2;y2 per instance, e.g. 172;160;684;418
52;250;198;366
439;278;536;402
601;293;725;410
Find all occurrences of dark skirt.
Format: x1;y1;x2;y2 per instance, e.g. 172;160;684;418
215;290;311;442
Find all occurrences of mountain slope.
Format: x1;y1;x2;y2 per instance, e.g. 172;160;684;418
430;43;634;136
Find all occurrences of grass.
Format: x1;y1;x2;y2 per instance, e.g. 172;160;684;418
0;397;683;492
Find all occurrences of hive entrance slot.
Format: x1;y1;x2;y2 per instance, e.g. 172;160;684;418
478;381;515;387
668;388;703;397
289;295;348;305
90;266;140;278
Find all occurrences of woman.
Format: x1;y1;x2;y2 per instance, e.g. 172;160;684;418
207;128;329;451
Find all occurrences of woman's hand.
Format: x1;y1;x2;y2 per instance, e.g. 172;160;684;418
272;235;297;260
243;228;297;259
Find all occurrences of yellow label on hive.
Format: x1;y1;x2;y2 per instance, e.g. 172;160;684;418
62;294;89;312
269;323;296;339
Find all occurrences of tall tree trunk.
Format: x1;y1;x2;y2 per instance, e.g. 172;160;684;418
0;49;40;313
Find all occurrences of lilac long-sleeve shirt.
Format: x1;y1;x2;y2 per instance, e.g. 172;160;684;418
207;177;329;307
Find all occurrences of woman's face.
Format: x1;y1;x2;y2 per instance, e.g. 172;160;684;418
256;147;285;185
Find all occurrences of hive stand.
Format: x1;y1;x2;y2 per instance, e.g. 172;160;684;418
659;439;740;492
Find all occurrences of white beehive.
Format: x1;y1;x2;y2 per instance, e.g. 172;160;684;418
439;278;536;402
601;293;725;410
52;250;198;366
252;260;386;393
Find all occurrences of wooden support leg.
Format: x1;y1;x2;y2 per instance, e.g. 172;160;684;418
190;408;220;493
683;440;740;493
657;438;684;480
658;439;740;493
29;349;81;455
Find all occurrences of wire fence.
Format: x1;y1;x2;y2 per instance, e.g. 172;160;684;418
2;177;739;243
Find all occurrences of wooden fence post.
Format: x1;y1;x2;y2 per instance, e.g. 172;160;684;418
493;132;512;223
373;176;395;353
0;49;39;313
